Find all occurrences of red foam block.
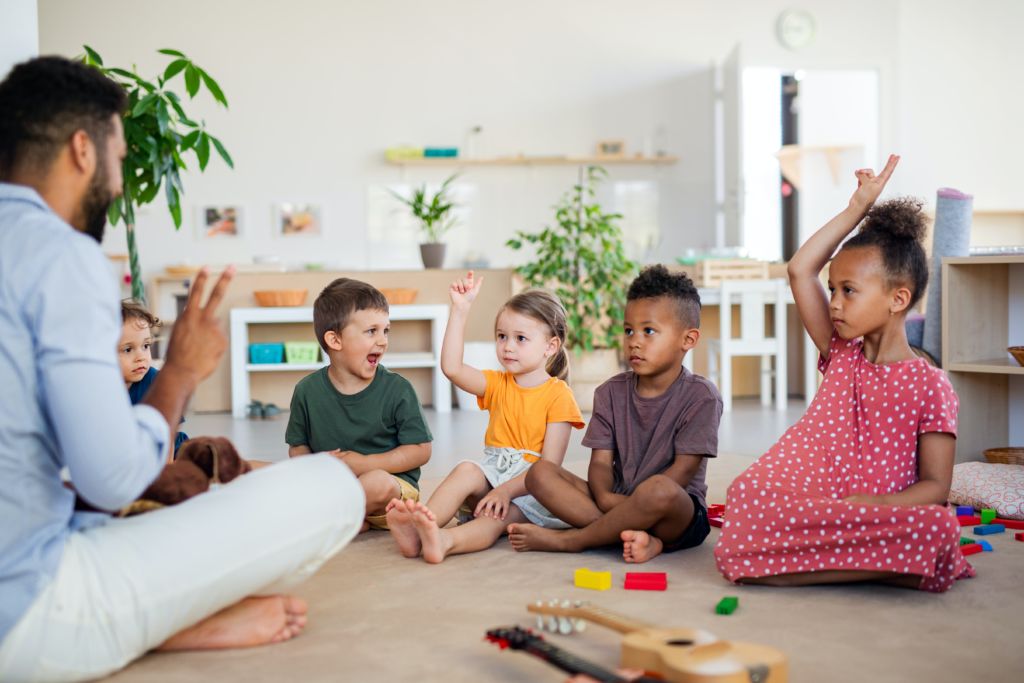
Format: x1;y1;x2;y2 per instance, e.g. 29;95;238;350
1015;532;1024;542
995;518;1024;530
709;517;724;528
957;515;981;526
961;543;984;556
624;572;667;591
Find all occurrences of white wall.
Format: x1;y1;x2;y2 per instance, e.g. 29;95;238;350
0;0;38;77
33;0;1020;278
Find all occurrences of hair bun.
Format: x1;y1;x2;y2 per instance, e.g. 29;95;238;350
861;197;927;242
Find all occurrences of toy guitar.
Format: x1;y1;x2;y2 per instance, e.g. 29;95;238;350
486;626;663;683
528;600;788;683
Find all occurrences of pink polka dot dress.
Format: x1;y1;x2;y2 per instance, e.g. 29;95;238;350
714;332;974;592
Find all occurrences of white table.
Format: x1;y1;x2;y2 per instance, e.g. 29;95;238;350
690;286;819;405
229;305;451;418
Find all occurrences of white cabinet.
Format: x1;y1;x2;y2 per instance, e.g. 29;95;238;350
230;305;451;418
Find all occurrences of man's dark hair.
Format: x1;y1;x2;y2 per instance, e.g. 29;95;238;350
313;278;389;352
0;56;127;179
627;264;702;328
841;197;929;309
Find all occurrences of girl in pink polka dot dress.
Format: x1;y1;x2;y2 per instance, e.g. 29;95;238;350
714;155;973;592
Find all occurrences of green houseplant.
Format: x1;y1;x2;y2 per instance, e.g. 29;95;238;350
389;173;459;268
506;166;636;409
81;46;233;303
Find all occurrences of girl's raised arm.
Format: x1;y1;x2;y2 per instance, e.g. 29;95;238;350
787;154;900;355
440;271;488;396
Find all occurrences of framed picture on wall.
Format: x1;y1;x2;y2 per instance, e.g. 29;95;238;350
197;205;242;239
274;203;322;237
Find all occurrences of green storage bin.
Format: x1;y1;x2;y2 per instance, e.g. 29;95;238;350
285;341;321;364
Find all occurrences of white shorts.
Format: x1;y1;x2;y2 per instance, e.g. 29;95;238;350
0;455;364;683
460;446;570;529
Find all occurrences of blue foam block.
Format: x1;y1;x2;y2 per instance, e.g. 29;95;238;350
974;524;1005;536
956;505;974;516
978;540;994;551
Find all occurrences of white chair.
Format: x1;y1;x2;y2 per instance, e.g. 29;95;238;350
707;278;788;411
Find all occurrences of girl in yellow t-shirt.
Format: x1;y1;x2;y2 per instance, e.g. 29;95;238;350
386;271;584;563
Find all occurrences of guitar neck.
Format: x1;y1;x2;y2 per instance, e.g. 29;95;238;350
523;640;629;683
528;602;653;634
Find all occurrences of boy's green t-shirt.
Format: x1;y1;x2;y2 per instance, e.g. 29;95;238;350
285;365;432;488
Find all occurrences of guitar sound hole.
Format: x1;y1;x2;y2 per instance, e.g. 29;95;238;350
665;639;695;647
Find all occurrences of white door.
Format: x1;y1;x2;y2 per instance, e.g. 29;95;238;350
716;44;743;249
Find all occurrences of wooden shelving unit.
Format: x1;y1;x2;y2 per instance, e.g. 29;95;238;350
941;255;1024;462
385;155;679;167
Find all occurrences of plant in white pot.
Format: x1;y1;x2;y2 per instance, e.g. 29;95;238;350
506;166;637;410
389;173;459;269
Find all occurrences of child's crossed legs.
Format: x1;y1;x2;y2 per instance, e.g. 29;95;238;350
509;460;695;563
386;461;526;563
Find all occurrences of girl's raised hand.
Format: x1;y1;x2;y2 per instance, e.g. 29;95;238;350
449;270;484;310
849;154;900;211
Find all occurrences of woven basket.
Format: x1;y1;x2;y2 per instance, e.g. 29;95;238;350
380;288;418;305
984;447;1024;465
254;289;307;307
1009;346;1024;367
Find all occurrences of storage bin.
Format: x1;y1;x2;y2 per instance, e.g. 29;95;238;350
285;341;321;364
249;342;284;364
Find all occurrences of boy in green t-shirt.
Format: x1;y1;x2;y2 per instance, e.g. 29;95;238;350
286;278;432;531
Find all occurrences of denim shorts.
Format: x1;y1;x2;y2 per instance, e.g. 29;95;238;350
661;492;710;553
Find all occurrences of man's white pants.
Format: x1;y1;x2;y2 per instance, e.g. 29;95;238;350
0;455;363;682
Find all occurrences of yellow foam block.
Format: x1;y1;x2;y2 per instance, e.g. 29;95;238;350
574;567;612;591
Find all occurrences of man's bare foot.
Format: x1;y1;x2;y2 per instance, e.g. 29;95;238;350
412;502;450;564
387;498;422;558
506;523;575;552
621;530;663;563
158;595;307;651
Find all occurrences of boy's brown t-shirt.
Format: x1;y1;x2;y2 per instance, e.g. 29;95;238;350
581;368;722;509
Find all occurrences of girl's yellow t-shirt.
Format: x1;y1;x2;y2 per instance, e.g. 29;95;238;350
477;370;585;452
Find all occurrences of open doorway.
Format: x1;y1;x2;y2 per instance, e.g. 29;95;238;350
741;68;880;261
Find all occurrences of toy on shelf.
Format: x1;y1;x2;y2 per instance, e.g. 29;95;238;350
715;596;739;615
574;568;612;591
974;524;1006;536
623;572;667;591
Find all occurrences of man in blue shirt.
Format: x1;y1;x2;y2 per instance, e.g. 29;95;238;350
0;57;364;681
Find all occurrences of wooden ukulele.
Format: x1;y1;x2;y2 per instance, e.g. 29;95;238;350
527;600;788;683
486;626;663;683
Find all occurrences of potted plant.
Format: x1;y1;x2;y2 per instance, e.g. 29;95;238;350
81;46;233;303
506;166;637;410
390;173;459;269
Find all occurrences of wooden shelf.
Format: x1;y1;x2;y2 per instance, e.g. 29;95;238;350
385;155;679;167
947;358;1024;375
246;352;437;373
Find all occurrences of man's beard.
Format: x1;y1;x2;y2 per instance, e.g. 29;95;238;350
80;162;113;243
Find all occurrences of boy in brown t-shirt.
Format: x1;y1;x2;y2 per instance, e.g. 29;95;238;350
508;265;722;562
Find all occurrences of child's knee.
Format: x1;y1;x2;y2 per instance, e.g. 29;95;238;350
525;459;557;490
636;475;687;513
451;461;484;482
359;470;399;505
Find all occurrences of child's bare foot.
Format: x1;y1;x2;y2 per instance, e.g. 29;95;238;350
507;523;575;552
387;498;422;558
412;502;450;563
158;595;307;651
621;530;663;563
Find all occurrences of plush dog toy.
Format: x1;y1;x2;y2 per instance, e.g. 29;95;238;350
135;436;252;508
73;436;252;515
